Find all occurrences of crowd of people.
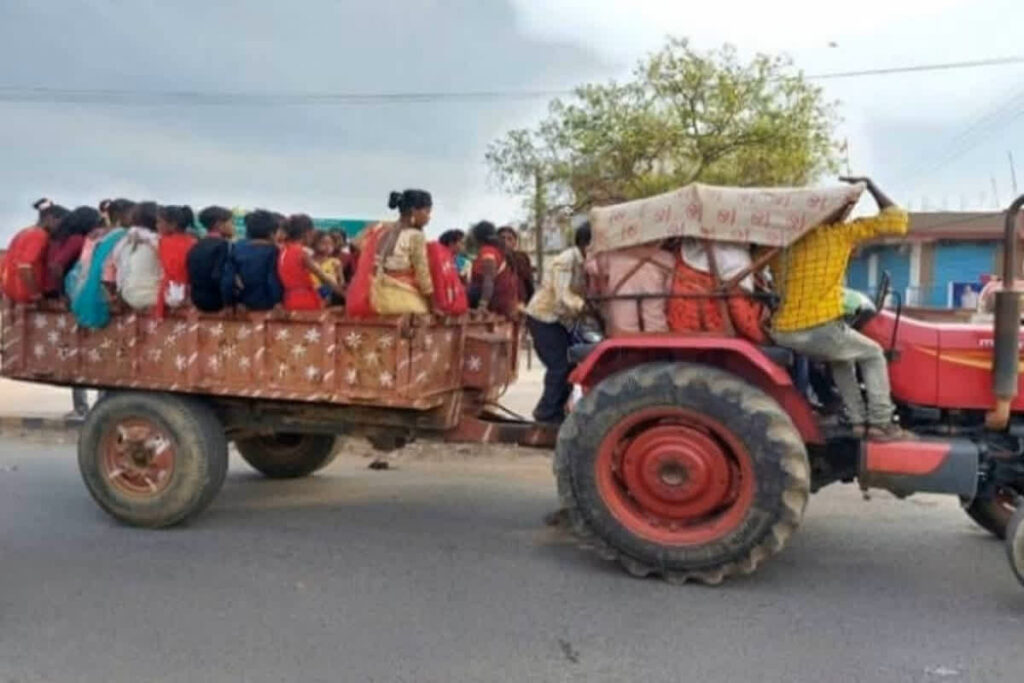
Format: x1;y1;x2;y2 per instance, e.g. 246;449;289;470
3;178;914;440
1;190;538;327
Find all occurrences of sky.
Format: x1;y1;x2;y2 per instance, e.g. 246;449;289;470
2;0;1024;239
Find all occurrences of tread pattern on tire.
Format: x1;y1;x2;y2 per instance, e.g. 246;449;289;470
964;491;1016;540
78;392;228;528
554;362;810;585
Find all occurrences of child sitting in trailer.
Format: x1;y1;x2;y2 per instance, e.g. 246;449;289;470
111;201;161;312
311;230;344;305
155;205;197;317
277;215;344;311
220;210;283;311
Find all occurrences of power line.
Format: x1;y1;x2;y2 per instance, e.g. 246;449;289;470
1;56;1022;107
807;55;1024;80
902;85;1024;184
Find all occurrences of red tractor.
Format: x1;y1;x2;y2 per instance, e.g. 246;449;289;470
554;193;1024;585
3;185;1022;588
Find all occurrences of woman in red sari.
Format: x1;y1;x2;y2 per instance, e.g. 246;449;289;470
277;214;344;311
3;198;69;302
156;205;197;317
468;221;520;318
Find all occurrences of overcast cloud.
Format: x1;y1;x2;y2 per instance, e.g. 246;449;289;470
2;0;1024;238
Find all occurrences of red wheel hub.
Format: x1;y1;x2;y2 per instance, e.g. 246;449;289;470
100;417;175;496
595;407;755;545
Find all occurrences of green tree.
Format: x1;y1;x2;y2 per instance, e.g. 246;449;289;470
486;38;840;214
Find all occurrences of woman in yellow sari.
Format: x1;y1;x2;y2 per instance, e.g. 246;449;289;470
370;189;435;315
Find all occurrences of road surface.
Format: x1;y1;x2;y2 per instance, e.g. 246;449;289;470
1;437;1022;683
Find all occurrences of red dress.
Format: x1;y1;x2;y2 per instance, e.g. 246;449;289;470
470;245;519;317
43;233;85;296
278;243;322;311
345;225;384;318
3;226;49;302
157;233;197;317
667;260;767;344
427;242;468;315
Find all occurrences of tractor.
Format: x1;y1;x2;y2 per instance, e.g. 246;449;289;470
553;190;1024;585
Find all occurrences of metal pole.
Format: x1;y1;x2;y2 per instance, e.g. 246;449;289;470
1009;150;1019;196
533;169;545;284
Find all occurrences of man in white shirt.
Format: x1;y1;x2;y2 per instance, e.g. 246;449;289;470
525;223;592;424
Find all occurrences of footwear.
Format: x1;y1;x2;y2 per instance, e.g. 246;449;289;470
867;424;917;442
848;424;867;439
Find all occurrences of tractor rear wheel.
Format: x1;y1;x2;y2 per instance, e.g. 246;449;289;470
78;392;228;528
236;433;339;479
965;487;1019;539
555;362;810;584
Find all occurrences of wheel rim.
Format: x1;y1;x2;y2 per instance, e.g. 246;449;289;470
100;417;175;496
595;406;756;545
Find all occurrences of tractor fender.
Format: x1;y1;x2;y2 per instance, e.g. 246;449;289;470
569;335;822;444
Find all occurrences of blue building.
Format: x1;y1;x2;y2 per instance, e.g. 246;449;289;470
845;211;1009;308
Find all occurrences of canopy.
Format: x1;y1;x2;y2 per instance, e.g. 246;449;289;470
589;182;866;253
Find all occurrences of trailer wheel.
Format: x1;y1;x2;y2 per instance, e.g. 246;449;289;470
555;362;810;585
78;392;228;528
235;433;339;479
964;487;1019;539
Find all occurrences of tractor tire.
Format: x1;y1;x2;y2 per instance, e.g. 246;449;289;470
1006;504;1024;587
78;392;228;528
964;487;1019;539
236;433;339;479
554;362;810;585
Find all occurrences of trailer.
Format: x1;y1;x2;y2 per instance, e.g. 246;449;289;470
0;305;554;527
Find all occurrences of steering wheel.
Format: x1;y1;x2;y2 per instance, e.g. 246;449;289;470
873;270;892;312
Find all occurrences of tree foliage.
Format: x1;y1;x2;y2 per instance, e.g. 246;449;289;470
486;38;840;214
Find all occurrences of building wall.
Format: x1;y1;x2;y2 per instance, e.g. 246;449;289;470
846;245;910;301
925;241;996;307
846;240;999;308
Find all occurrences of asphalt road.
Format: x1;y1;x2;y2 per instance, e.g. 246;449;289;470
1;437;1023;683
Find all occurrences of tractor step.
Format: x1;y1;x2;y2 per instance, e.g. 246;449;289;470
859;438;979;499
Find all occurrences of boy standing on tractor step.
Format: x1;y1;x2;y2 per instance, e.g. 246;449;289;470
770;176;911;442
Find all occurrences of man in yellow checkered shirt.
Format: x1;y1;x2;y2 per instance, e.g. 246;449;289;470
771;177;910;441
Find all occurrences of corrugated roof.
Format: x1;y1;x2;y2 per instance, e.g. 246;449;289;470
902;211;1006;240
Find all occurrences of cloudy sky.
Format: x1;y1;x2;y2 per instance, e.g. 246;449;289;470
2;0;1023;239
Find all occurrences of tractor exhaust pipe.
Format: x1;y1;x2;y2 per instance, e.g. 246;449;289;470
986;194;1024;431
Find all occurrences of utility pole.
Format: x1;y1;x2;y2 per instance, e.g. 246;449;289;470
533;168;545;284
1009;150;1019;196
991;176;1001;209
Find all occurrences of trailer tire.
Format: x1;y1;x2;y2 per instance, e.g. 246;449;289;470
236;433;339;479
555;362;810;585
78;392;228;528
964;487;1018;539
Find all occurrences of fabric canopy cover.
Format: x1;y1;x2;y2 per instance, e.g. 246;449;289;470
589;182;866;253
